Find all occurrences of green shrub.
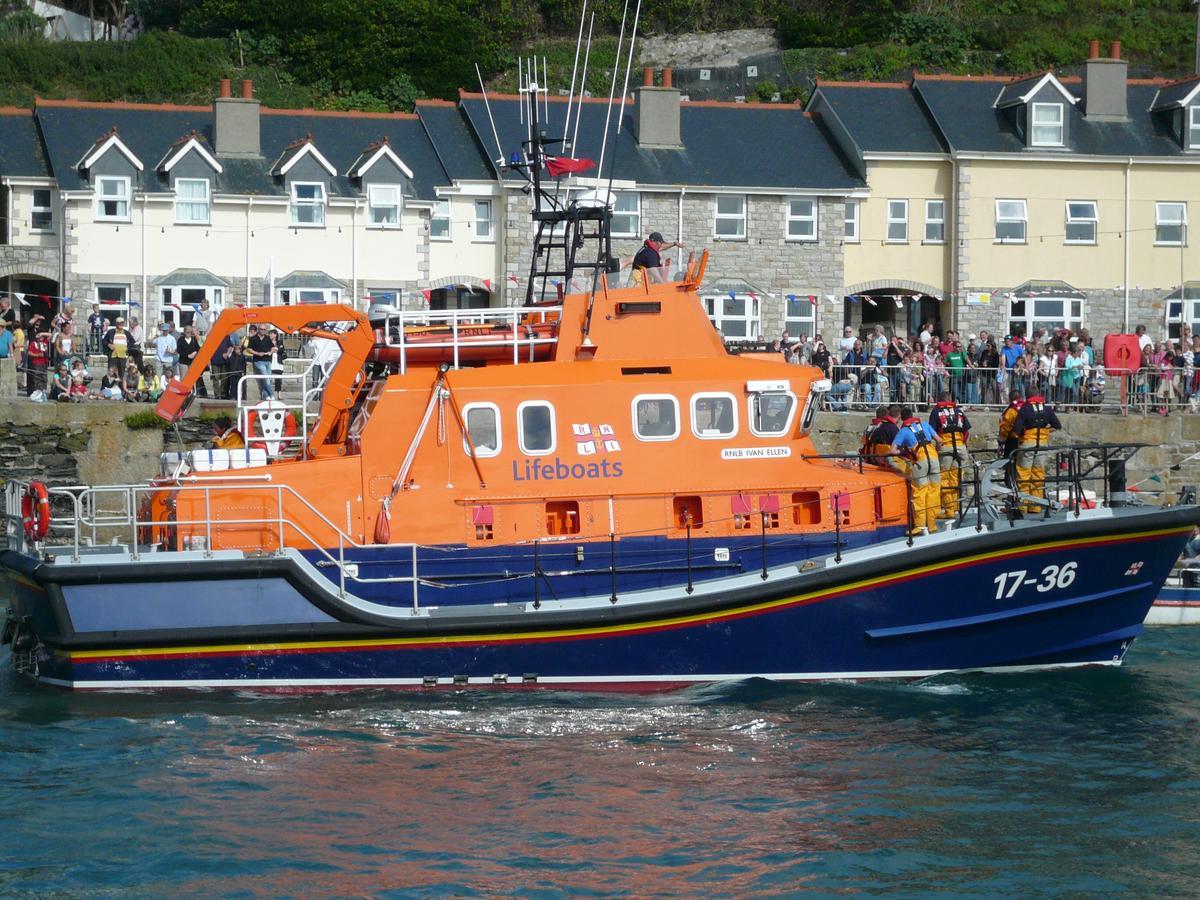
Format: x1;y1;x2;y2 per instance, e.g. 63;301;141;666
124;410;169;431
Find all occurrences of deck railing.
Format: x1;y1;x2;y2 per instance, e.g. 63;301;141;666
379;306;562;374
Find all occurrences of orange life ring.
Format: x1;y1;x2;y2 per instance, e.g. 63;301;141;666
21;482;50;541
246;409;299;452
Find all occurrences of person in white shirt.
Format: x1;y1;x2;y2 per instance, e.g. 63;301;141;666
194;300;213;337
1135;324;1153;353
837;325;856;357
153;322;177;370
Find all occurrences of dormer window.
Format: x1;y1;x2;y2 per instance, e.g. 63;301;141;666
1189;106;1200;149
95;176;130;222
290;182;326;227
175;178;210;225
368;184;402;227
1031;103;1064;147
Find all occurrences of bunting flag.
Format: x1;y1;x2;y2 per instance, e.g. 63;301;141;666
483;278;492;291
14;292;27;306
808;294;817;306
846;295;859;304
420;288;432;302
786;293;797;302
728;290;738;300
864;296;877;306
747;291;758;301
894;297;904;308
508;274;520;284
545;156;596;177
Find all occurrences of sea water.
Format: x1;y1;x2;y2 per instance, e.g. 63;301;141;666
1;629;1198;895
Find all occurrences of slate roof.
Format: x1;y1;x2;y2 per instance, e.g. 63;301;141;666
457;94;864;191
809;83;946;154
1150;75;1200;110
276;270;345;289
416;101;493;181
913;76;1186;156
25;100;450;200
154;267;227;287
0;109;51;178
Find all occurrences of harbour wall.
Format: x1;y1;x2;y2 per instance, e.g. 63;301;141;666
0;399;1196;514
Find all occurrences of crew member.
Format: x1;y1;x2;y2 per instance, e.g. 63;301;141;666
860;404;899;467
210;415;245;450
997;390;1025;457
930;391;971;518
1011;391;1062;512
890;405;941;536
628;231;684;287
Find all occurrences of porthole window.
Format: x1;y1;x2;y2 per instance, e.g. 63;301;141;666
632;394;680;441
462;402;501;458
690;392;737;439
748;391;797;437
517;401;556;455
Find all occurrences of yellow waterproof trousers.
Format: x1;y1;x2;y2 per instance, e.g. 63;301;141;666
1015;445;1048;513
907;446;941;534
938;445;970;518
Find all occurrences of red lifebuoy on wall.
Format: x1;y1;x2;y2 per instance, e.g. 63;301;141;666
21;482;50;541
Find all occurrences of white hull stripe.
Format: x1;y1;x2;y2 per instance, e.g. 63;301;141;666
38;660;1119;690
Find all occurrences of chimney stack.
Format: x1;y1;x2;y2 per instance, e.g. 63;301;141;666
213;77;261;158
643;67;654;87
662;68;673;88
634;69;682;150
1083;38;1128;121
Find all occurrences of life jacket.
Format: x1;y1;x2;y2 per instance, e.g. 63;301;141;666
998;399;1024;443
933;401;968;447
1019;396;1054;446
900;417;934;461
860;417;882;454
862;416;898;460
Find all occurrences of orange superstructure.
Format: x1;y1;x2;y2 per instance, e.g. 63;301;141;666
154;259;908;556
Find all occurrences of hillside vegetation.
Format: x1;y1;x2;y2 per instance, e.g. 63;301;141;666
0;0;1192;110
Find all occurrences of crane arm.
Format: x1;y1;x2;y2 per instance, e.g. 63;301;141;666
155;305;376;453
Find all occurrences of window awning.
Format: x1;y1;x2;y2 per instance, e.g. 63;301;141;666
1008;279;1085;299
700;277;772;296
1164;281;1200;301
276;270;346;290
153;268;227;288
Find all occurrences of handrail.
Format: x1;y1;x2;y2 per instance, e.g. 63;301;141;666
382;306;562;375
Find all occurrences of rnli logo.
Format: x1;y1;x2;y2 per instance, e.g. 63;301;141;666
572;423;621;456
1124;561;1144;576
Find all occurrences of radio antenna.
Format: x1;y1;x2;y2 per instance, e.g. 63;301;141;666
475;63;505;165
571;12;595;162
596;0;630;181
517;57;524;126
562;0;587;146
613;0;642;139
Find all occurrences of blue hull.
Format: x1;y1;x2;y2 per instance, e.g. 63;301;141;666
3;509;1195;690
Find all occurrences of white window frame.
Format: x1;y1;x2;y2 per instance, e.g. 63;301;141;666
785;197;817;242
174;177;210;225
714;194;747;240
30;188;53;233
1156;202;1188;246
610;191;641;237
430;199;451;240
924;200;945;244
702;293;761;341
473;199;494;241
844;200;859;242
690;392;738;440
461;401;502;458
160;285;224;328
277;287;341;305
1007;295;1084;338
1189;106;1200;150
1030;102;1064;147
95;283;131;323
886;199;908;243
94;175;131;222
747;390;798;438
1064;200;1098;245
631;394;681;442
290;181;326;227
517;400;556;456
367;184;402;228
784;292;817;338
995;199;1028;244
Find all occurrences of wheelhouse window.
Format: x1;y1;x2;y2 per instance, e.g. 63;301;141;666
632;395;680;441
290;182;326;227
1007;296;1083;337
784;293;816;338
924;200;945;243
1065;201;1097;244
995;199;1028;243
748;390;797;437
368;184;402;227
462;402;501;458
1031;102;1064;147
691;393;737;439
517;401;556;455
703;293;760;340
610;191;640;237
714;194;746;239
786;198;817;241
886;199;908;242
174;178;210;224
1190;106;1200;150
844;200;859;242
1156;202;1187;246
31;188;52;232
430;199;451;239
95;176;130;221
473;199;493;240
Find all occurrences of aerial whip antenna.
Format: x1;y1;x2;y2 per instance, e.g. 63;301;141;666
563;0;588;146
571;12;595;163
613;0;642;140
475;63;505;165
596;0;630;182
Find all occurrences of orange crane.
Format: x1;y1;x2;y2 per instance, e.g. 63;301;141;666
154;305;376;457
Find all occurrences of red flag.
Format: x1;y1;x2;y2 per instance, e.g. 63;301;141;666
483;278;492;290
545;156;596;177
807;294;817;306
420;288;432;303
508;274;520;284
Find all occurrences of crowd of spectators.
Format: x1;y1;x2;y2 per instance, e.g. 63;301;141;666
0;298;286;404
766;319;1200;414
